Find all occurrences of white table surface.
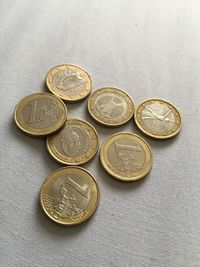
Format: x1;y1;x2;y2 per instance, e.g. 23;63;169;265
1;1;200;266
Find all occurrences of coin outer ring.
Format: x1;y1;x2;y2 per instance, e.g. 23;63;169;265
40;166;100;226
46;64;92;102
100;132;153;181
87;87;135;127
46;118;99;165
134;98;183;139
14;93;67;136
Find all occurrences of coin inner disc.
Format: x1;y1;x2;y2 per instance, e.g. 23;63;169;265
43;174;91;219
107;138;146;173
94;93;128;119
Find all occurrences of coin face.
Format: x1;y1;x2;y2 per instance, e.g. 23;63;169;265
88;87;134;126
46;64;92;102
40;166;100;225
134;99;182;139
100;132;153;181
14;93;67;136
47;119;99;165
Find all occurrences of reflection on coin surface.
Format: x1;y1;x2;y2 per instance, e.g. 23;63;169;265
40;166;100;225
14;93;67;136
134;99;182;139
88;87;134;126
47;119;99;165
46;64;92;102
100;132;153;181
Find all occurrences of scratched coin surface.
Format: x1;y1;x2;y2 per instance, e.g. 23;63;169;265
46;64;92;102
47;119;99;165
88;87;134;126
14;93;67;136
134;98;182;139
100;132;153;181
40;166;100;225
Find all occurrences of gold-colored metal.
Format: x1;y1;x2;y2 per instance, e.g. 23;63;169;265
134;98;182;139
88;87;134;127
47;118;99;165
46;64;92;102
100;132;153;181
14;93;67;136
40;166;100;226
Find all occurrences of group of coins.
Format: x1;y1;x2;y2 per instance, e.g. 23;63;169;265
14;64;182;226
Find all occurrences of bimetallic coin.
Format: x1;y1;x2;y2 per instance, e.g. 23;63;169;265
46;64;92;102
100;132;153;181
14;93;67;136
47;119;99;165
40;166;100;225
88;87;134;126
134;98;182;139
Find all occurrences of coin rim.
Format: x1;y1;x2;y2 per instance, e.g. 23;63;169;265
46;118;99;165
40;166;100;226
134;98;183;139
46;64;93;102
87;87;135;127
100;132;153;181
14;92;67;136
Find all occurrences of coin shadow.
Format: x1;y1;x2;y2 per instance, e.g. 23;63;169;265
83;104;136;139
85;155;148;193
144;131;182;150
9;116;44;149
35;193;93;238
9;116;60;172
130;121;182;150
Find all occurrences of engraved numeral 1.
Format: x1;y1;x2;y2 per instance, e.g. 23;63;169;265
29;100;38;123
65;176;89;199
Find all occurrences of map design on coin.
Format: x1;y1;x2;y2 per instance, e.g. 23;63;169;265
43;175;90;219
53;70;85;95
141;104;175;132
108;139;145;172
94;93;127;119
14;93;67;136
60;125;91;157
22;99;63;129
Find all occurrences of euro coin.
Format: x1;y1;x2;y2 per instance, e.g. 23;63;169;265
100;132;153;181
14;93;67;136
40;166;100;225
88;87;134;126
47;119;99;165
134;98;182;139
46;64;92;102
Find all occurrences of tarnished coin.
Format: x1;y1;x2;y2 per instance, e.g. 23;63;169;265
88;87;134;126
40;166;100;226
14;93;67;136
134;98;182;139
100;132;153;181
46;64;92;102
47;119;99;165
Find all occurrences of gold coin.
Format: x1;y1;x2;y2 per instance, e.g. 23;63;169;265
46;64;92;102
47;119;99;165
40;166;100;226
88;87;134;126
100;132;153;181
14;93;67;136
134;98;182;139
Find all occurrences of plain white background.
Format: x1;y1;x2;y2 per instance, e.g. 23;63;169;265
1;0;200;266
